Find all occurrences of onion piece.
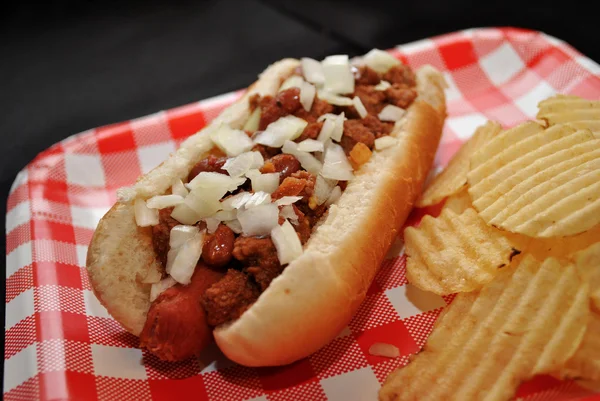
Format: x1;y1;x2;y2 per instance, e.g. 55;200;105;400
223;151;264;177
134;198;159;227
170;203;202;225
282;141;323;175
374;80;391;91
204;217;220;234
363;49;401;74
368;342;400;358
374;136;398;150
245;168;261;179
253;115;308;148
317;115;335;143
314;175;337;205
187;172;246;195
214;209;237;221
322;55;355;95
150;277;177;302
352;96;368;119
271;220;303;265
250;172;280;194
317;89;353;106
279;75;304;91
320;112;346;142
378;105;406;122
171;178;189;197
210;124;254;157
244;191;272;209
321;142;354;181
297;138;324;153
169;230;205;285
243;107;261;132
165;248;178;274
146;194;184;209
301;57;325;86
300;81;316;112
280;205;299;224
225;219;243;234
275;196;303;206
221;192;253;211
325;185;343;206
169;225;200;248
237;203;279;236
184;188;223;219
142;266;162;284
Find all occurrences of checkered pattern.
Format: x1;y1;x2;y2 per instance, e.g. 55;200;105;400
5;27;600;401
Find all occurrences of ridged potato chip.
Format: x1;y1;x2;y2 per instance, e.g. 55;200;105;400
441;186;472;215
537;95;600;129
379;254;590;401
416;121;502;207
468;121;600;237
405;208;520;295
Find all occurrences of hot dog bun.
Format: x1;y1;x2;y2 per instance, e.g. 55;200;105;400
86;56;447;366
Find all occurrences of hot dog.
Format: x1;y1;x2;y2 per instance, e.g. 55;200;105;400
86;50;447;367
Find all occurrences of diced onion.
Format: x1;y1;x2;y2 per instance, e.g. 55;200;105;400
170;203;201;225
171;179;189;197
321;142;354;181
244;191;272;209
214;209;237;221
184;188;223;219
169;225;200;249
237;203;279;236
378;105;406;122
300;81;316;112
245;168;261;179
146;194;184;209
368;342;400;358
223;151;264;177
374;136;398;150
297;139;324;153
317;115;335;143
165;248;178;274
271;220;303;265
142;266;162;284
301;57;325;86
282;141;323;175
187;172;246;196
221;192;253;211
280;205;299;224
134;198;159;227
150;277;177;302
254;115;308;148
328;112;346;142
204;217;220;234
317;89;353;106
251;172;280;194
314;175;337;205
275;196;303;206
374;80;391;91
169;230;205;285
243;107;261;132
363;49;401;74
325;185;343;206
352;96;368;119
279;75;304;91
225;219;243;234
322;55;355;95
210;124;254;157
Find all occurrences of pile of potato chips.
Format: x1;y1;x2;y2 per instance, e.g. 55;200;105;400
380;95;600;401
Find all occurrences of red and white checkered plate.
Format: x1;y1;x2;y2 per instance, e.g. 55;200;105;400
5;27;600;401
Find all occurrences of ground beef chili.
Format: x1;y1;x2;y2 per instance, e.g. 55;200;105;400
149;63;418;330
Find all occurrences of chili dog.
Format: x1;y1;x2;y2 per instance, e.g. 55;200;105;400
86;50;447;367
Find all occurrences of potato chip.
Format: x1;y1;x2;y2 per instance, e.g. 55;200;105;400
441;186;472;215
416;121;501;207
405;207;520;295
467;121;600;237
575;242;600;313
538;95;600;127
380;254;589;401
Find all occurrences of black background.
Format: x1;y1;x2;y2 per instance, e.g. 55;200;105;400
1;0;597;389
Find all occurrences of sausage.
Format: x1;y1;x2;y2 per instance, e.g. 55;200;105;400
188;155;227;182
202;224;235;268
139;264;224;361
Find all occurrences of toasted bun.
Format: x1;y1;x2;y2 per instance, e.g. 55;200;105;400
87;57;447;365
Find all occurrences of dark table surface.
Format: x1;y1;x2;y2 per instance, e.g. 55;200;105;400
2;0;597;388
